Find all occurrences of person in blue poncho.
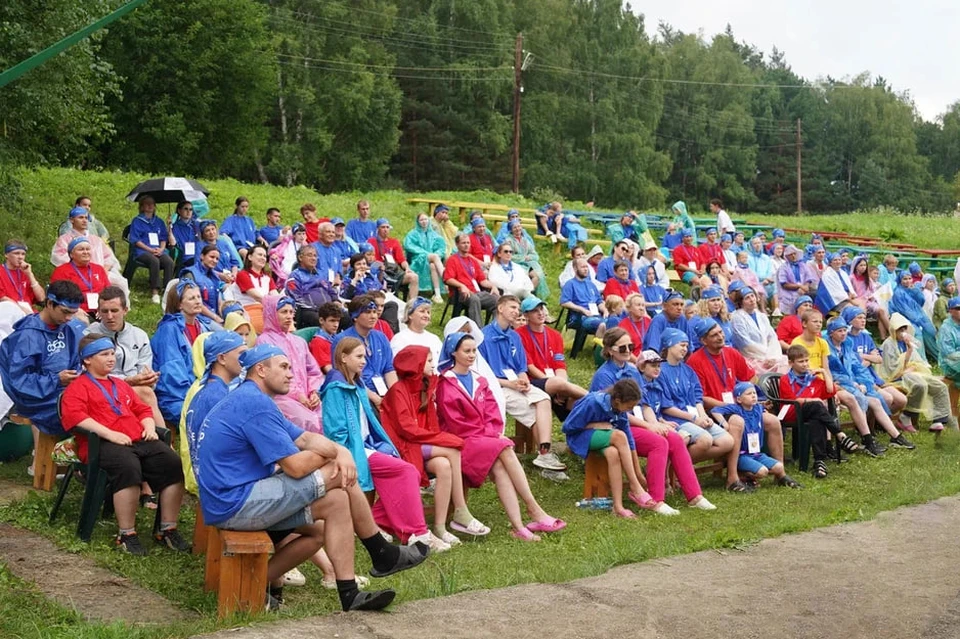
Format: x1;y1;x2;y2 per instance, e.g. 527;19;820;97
562;380;650;519
605;211;647;246
937;296;960;387
179;245;224;323
220;197;258;259
841;306;910;427
670;201;697;245
198;220;242;283
890;270;939;362
151;281;217;422
402;212;448;304
0;281;85;479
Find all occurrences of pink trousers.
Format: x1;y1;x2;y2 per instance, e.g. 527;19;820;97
368;452;428;542
630;427;702;502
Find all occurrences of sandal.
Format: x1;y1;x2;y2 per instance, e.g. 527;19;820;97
139;494;158;510
369;544;428;578
526;517;567;533
726;480;755;493
511;527;541;542
812;460;828;479
627;490;656;509
450;518;491;536
838;435;859;454
613;507;636;519
777;474;803;489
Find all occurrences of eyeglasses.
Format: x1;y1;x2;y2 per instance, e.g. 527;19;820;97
501;249;513;254
615;343;635;354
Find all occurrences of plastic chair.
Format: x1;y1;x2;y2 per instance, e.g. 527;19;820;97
293;326;320;343
758;372;841;471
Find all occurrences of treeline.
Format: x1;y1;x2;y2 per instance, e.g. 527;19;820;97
3;0;960;213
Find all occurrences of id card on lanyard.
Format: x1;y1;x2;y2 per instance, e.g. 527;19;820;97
707;351;734;404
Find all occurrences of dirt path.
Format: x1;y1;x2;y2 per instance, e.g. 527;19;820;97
194;495;960;639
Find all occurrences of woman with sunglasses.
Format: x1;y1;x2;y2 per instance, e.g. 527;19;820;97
488;243;534;300
390;297;442;362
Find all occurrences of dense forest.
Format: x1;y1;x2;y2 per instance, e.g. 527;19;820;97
3;0;960;213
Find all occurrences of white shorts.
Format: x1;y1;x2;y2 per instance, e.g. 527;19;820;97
502;385;550;427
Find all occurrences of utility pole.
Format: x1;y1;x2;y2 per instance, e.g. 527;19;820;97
511;32;523;194
796;118;803;215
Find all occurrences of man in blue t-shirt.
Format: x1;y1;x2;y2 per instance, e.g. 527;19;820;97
560;258;607;335
346;200;378;246
331;295;396;407
194;344;426;611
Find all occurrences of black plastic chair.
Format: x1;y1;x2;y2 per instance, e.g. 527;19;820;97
50;427;169;542
565;310;592;359
759;372;841;472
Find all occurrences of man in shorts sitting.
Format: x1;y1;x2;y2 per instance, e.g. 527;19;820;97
195;344;426;611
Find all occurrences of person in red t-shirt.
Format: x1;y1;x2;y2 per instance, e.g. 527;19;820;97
516;297;586;419
61;334;188;555
444;233;499;326
672;229;705;287
371;219;419;296
50;237;109;317
779;344;861;479
309;302;344;373
697;228;724;267
299;203;328;243
776;296;814;351
602;261;640;300
467;218;495;265
618;293;651;360
687;317;785;465
1;239;43;314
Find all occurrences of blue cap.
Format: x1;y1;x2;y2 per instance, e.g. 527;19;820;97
331;217;345;226
943;278;955;289
661;328;689;349
376;217;391;228
508;209;519;218
203;331;246;362
434;204;450;214
520;296;547;313
67;236;91;254
292;222;306;234
949;296;960;310
471;218;486;229
827;317;849;334
794;295;813;311
359;242;374;253
841;305;866;324
721;233;733;243
238;344;286;369
734;381;754;399
68;207;88;219
773;228;785;238
695;317;720;339
221;302;244;317
701;286;723;300
727;280;745;294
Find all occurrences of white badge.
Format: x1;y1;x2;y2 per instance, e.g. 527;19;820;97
148;232;159;246
86;293;99;309
543;368;555;378
687;261;697;270
777;404;790;421
586;302;598;316
385;254;396;265
633;406;644;418
747;432;761;454
483;254;491;264
470;279;480;291
371;375;388;396
722;391;734;404
184;242;195;256
686;405;697;418
502;368;518;381
327;268;335;282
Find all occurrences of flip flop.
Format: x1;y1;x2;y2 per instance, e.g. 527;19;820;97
627;491;656;509
613;507;636;519
511;527;541;542
525;517;567;533
450;518;491;536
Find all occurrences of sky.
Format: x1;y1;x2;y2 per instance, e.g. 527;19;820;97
632;0;958;122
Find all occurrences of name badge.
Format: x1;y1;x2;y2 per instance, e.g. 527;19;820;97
722;392;734;404
687;261;697;270
633;406;644;419
543;368;555;378
184;242;195;256
470;279;480;291
502;368;518;381
371;375;388;396
686;405;697;418
777;405;790;421
148;232;159;246
483;255;491;264
586;302;598;316
328;268;335;282
86;293;99;309
385;254;396;265
747;432;761;454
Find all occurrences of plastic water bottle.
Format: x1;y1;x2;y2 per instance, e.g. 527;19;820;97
575;497;613;510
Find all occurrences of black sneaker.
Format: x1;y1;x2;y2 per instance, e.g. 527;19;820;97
889;434;916;450
155;527;191;552
116;532;148;556
861;438;885;457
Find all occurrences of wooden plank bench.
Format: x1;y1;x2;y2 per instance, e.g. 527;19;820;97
193;502;211;555
204;528;273;618
583;451;724;501
511;421;536;455
10;414;59;492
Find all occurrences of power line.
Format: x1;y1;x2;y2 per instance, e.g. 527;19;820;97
271;52;510;73
273;59;510;82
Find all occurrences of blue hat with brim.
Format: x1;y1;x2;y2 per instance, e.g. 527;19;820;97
331;217;345;226
520;296;546;313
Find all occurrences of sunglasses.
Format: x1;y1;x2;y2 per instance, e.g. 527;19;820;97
614;343;635;354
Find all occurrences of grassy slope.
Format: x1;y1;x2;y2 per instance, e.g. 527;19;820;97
4;167;960;637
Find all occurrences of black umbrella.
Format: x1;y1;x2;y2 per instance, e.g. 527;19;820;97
125;177;210;204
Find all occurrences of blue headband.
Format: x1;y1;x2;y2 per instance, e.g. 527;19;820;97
841;305;865;324
80;337;114;359
949;296;960;310
434;204;450;214
203;331;246;363
661;328;689;349
681;229;693;238
199;220;217;233
408;297;432;314
46;289;81;310
350;300;378;319
176;279;198;298
238;344;286;369
734;381;754;399
701;286;723;300
664;291;684;303
292;223;306;234
721;233;733;243
222;302;244;317
794;295;813;311
508;209;519;218
695;317;719;339
439;332;473;371
276;296;296;312
67;236;91;254
944;278;955;288
359;242;374;254
68;207;88;219
773;229;785;238
4;242;26;254
471;218;485;229
827;317;848;333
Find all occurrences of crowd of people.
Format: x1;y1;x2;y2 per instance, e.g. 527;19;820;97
1;194;958;611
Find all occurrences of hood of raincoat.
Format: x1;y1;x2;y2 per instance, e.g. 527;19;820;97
224;311;257;347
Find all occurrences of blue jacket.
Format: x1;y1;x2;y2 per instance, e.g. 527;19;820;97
151;313;214;421
826;336;876;390
171;217;201;266
220;214;257;250
0;315;84;435
209;236;242;273
562;392;636;459
320;371;398;491
179;264;222;315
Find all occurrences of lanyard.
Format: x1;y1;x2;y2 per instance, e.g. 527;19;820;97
706;351;731;391
85;372;123;416
628;317;647;344
2;265;24;301
529;327;551;363
457;254;475;279
70;263;95;291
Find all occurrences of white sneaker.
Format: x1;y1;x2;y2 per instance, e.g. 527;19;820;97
283;568;306;586
151;293;161;304
431;293;444;305
652;502;680;516
408;532;450;553
689;496;717;511
533;451;567;471
436;530;462;546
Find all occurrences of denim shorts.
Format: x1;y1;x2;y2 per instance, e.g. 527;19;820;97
738;452;780;475
219;470;326;532
675;421;727;444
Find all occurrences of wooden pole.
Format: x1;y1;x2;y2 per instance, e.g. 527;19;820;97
796;118;803;215
511;32;523;194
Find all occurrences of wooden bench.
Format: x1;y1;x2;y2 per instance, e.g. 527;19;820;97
511;422;536;455
204;528;273;618
943;377;960;419
192;502;211;555
10;414;59;492
582;452;610;499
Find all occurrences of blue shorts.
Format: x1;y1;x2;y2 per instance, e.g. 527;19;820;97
219;470;326;532
675;421;727;444
738;453;780;475
681;271;697;284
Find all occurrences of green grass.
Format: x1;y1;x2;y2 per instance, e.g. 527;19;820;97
5;167;960;636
